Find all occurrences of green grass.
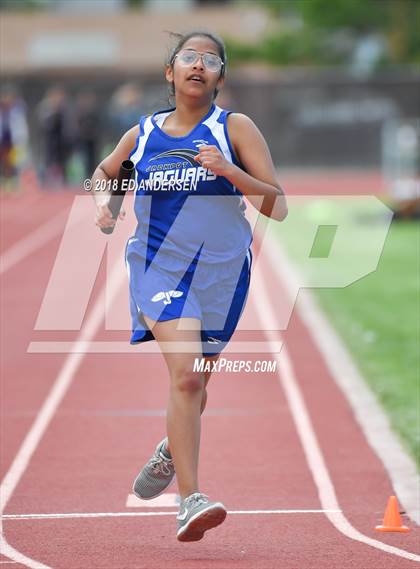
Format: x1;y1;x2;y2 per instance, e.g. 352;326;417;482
272;197;420;467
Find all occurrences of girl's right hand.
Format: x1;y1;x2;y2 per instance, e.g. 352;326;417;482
95;201;126;230
95;201;115;230
91;125;138;230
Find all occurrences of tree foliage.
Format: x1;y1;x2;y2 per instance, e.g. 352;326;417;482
229;0;420;66
298;0;390;33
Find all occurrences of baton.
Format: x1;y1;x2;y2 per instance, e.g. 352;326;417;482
101;159;135;235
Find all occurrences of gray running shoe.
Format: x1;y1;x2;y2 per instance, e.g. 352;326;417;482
132;438;175;500
176;492;227;542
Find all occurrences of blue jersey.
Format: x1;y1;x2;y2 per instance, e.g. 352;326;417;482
127;104;252;271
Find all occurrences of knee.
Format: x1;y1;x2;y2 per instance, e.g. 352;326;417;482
171;368;204;395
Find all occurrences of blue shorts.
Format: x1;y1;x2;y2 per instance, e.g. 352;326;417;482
126;247;252;357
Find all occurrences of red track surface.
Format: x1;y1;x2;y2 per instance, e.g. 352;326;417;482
1;176;418;568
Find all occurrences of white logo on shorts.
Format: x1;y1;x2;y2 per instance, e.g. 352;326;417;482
151;290;183;305
207;337;222;344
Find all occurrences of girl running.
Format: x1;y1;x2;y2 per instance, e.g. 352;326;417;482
91;30;287;542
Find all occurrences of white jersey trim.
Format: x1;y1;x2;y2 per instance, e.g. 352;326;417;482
203;105;232;163
154;111;172;128
130;116;155;187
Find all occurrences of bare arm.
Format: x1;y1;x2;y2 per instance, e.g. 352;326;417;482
227;113;287;220
91;125;139;229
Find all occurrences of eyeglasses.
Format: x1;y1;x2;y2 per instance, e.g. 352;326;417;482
174;49;224;73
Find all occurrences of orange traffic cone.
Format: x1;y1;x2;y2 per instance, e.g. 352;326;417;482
375;496;410;532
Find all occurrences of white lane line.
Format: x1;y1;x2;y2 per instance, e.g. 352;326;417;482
27;341;281;354
126;493;180;508
0;208;68;275
0;255;126;568
252;255;420;563
265;235;420;525
2;509;342;520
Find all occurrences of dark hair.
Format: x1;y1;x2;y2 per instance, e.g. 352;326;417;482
166;30;227;101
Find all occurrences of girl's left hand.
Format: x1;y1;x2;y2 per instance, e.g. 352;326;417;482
194;145;233;177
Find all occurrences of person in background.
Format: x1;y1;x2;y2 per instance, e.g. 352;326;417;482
37;85;74;188
0;84;29;190
107;82;144;145
75;91;100;179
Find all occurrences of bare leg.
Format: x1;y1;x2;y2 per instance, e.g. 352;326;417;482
144;316;205;499
200;353;220;413
167;353;220;455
